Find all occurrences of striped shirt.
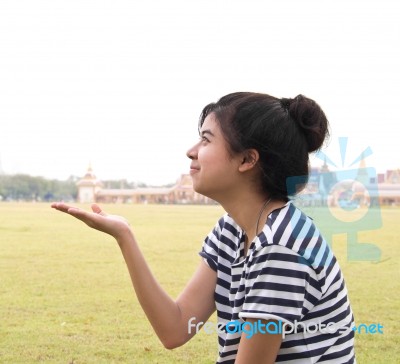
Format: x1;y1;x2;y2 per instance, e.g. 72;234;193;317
200;201;356;363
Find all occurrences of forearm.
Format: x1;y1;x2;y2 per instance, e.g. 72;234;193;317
116;230;186;348
50;202;206;348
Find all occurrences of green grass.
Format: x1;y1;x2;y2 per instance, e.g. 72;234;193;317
0;203;399;363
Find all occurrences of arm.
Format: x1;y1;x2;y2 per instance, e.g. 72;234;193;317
51;203;216;349
235;319;282;364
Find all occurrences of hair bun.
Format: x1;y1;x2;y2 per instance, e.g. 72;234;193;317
280;97;292;111
285;94;329;152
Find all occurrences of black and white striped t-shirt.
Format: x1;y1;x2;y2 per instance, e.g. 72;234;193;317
200;201;355;363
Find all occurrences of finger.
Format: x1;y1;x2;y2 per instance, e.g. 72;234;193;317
51;203;88;221
66;207;100;226
51;202;74;213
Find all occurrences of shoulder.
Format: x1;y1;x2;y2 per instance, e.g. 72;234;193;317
256;202;338;285
201;214;242;266
208;214;242;242
260;201;321;249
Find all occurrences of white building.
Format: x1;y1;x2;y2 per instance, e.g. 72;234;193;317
76;166;103;203
76;166;214;204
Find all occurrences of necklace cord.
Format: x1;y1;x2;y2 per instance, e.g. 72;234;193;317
255;197;272;235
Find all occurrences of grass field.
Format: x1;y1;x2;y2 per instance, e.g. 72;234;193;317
0;203;399;363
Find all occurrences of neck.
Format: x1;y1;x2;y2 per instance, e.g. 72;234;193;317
219;190;285;243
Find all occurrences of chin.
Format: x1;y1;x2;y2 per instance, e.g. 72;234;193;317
196;187;221;203
192;183;203;195
192;182;206;197
191;178;222;202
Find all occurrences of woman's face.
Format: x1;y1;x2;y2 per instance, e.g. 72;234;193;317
186;113;243;200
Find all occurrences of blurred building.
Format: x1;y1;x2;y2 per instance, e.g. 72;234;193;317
375;169;400;206
76;165;400;206
297;162;400;207
76;166;214;204
76;165;103;203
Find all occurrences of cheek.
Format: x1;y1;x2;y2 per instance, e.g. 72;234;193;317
197;147;212;164
197;143;232;172
199;149;219;166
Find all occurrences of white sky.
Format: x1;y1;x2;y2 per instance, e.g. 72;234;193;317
0;0;399;185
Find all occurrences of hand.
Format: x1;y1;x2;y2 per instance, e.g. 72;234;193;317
51;202;132;241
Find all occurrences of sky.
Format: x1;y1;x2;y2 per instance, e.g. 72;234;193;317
0;0;399;185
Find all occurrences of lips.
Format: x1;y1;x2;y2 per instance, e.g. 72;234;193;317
190;164;200;174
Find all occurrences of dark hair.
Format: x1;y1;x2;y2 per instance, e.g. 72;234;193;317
199;92;329;201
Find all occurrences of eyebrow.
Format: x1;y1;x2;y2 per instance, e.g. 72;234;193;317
200;129;215;137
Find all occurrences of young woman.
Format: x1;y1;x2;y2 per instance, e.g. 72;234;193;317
52;92;356;363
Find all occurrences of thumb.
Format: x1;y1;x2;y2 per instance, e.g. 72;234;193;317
91;203;106;216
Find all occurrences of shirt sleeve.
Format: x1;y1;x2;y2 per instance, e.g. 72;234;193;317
239;243;322;324
198;217;225;272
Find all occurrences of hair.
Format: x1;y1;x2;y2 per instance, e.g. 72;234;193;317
199;92;329;201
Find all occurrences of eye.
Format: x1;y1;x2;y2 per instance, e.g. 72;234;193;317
200;136;210;143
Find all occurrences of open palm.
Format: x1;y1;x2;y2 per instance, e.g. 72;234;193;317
51;202;131;240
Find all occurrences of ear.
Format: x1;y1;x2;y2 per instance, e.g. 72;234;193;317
238;149;259;172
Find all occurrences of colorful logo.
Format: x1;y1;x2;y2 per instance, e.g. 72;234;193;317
287;137;382;262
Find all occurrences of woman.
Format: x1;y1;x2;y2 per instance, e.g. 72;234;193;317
52;92;356;363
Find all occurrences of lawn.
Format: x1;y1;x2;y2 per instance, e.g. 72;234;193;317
0;203;399;363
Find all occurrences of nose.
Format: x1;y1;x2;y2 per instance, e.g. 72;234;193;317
186;141;198;160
